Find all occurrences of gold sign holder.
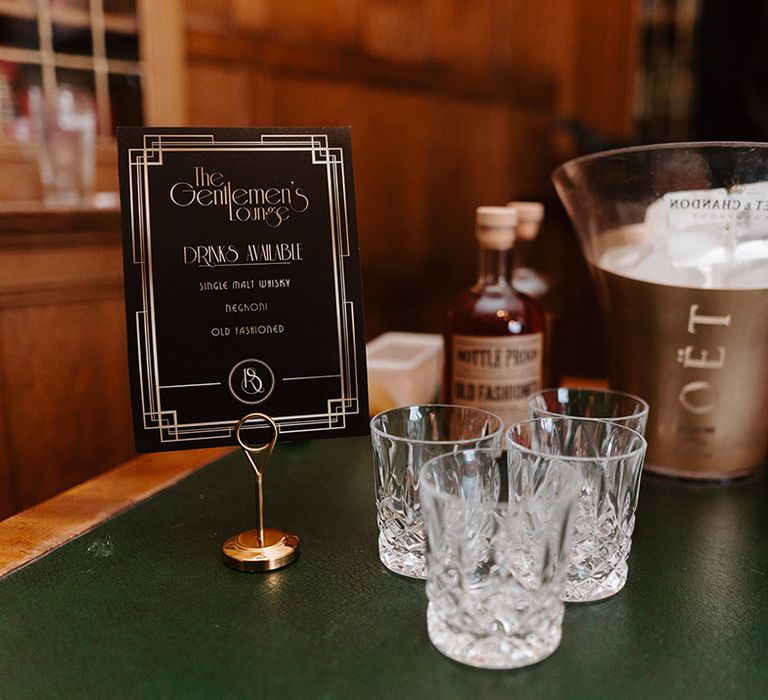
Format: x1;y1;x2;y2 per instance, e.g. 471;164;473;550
222;412;299;572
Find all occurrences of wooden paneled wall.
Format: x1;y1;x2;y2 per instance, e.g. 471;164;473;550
175;1;555;337
166;0;638;344
0;208;135;518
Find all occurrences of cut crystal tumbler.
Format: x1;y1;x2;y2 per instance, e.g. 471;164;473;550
507;417;647;602
529;387;649;435
420;448;580;668
370;405;503;579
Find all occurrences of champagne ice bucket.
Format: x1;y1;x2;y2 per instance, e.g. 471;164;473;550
553;142;768;479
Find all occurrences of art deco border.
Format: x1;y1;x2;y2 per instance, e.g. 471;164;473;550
126;133;361;443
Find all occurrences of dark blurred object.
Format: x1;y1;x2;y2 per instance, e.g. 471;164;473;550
696;0;768;140
555;118;633;156
637;0;698;142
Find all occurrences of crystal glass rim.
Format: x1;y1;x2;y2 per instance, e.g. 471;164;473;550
506;417;648;463
419;447;501;503
529;386;650;423
369;404;504;446
419;447;581;504
552;140;768;182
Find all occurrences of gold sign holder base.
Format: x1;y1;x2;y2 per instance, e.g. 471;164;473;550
222;412;299;573
223;528;299;572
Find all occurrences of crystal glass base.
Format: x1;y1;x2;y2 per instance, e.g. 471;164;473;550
564;561;628;602
378;535;426;579
427;604;561;670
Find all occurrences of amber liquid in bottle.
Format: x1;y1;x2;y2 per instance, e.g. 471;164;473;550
444;226;544;426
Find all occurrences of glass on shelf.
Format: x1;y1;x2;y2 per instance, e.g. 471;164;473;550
0;61;41;140
28;83;96;206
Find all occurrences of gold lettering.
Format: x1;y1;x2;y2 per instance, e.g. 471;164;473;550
676;345;726;369
679;381;717;415
687;304;731;334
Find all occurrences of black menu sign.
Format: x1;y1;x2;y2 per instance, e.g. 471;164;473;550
117;128;369;452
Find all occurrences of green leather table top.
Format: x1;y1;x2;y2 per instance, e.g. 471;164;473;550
1;437;766;699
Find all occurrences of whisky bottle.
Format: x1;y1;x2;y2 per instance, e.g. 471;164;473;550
508;201;558;385
443;206;544;426
508;202;547;305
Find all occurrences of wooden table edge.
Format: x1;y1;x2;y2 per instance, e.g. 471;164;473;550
0;447;233;579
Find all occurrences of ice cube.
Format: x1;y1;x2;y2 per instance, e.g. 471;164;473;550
642;185;768;287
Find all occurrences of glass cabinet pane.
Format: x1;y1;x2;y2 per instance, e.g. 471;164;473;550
52;23;93;55
105;30;139;61
0;15;40;49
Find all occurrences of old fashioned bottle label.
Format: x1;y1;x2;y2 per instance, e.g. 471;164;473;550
450;333;543;426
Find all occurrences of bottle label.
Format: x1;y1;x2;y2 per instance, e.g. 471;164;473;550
451;333;543;426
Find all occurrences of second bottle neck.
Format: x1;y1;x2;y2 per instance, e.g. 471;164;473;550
477;245;515;287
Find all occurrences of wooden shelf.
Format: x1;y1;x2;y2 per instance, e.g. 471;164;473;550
51;8;138;34
0;1;138;33
0;200;120;235
0;0;35;21
0;139;119;202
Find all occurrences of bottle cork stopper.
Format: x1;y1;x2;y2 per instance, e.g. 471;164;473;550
507;201;545;241
475;206;517;249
